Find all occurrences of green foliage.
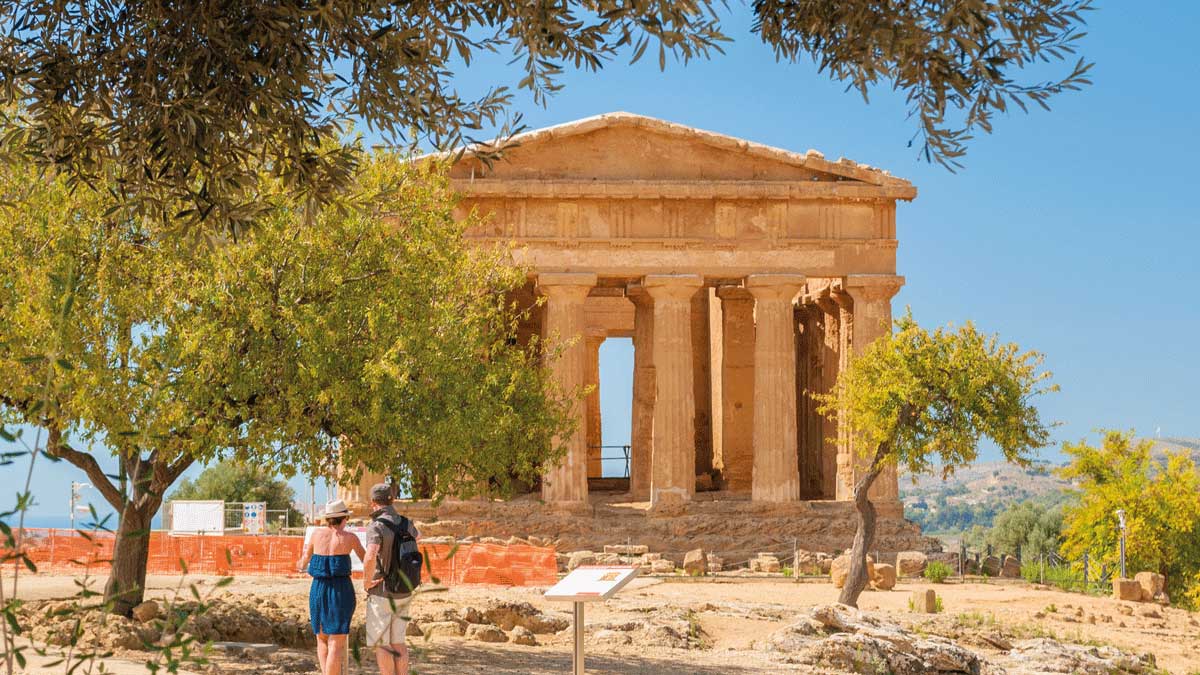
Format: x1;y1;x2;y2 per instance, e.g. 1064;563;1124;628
169;461;305;530
753;1;1094;170
820;311;1056;481
1019;557;1106;596
989;501;1064;560
924;561;953;583
0;2;1093;235
907;501;1001;535
0;149;570;610
1058;430;1200;608
818;312;1053;607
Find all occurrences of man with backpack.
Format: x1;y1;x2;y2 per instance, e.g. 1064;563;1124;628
362;483;421;675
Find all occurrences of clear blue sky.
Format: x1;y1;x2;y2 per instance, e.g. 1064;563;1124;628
10;2;1199;522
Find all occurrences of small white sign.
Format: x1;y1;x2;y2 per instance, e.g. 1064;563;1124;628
168;500;224;535
242;502;267;534
544;565;641;602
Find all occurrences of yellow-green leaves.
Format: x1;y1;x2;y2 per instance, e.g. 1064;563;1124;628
1058;430;1200;608
819;311;1056;479
0;149;570;510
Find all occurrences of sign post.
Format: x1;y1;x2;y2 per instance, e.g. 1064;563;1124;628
544;566;640;675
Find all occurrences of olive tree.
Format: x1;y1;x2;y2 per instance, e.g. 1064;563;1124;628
819;312;1055;607
0;150;570;615
0;1;1092;234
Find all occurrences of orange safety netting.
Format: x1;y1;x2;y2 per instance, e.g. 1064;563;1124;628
12;529;558;587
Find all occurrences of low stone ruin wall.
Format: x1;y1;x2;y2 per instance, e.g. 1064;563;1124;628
398;496;938;567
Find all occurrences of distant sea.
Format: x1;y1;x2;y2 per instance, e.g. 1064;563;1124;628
1;511;162;530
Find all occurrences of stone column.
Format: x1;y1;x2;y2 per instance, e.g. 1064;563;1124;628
627;287;655;500
717;287;754;492
691;288;715;478
585;332;604;479
794;303;825;499
821;287;855;501
746;274;806;503
844;275;904;504
644;274;703;507
537;272;597;504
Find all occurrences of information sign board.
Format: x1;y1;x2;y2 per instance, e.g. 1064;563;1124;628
242;502;267;534
167;500;224;535
545;566;641;674
544;565;641;601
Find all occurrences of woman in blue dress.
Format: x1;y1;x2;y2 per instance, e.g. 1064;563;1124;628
297;499;365;675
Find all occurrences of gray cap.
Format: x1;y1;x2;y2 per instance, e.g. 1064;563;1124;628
370;483;394;503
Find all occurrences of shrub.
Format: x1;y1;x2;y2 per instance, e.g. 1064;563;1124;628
924;561;953;583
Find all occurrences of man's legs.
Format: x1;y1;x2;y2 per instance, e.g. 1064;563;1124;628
391;643;409;675
374;644;409;675
370;595;411;675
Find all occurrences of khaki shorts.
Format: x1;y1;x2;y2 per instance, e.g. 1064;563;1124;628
365;594;412;647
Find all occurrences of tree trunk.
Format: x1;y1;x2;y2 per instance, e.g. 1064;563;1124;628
104;499;157;616
837;442;889;608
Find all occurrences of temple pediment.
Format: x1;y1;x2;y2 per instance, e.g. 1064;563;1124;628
447;112;914;198
442;112;910;278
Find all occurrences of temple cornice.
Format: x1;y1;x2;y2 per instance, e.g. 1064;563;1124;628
451;178;916;201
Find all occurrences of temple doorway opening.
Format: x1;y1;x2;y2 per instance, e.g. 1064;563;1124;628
592;337;633;487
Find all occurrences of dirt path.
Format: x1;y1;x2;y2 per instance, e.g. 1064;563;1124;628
12;572;1200;674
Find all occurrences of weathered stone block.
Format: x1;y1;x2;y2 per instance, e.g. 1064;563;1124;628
911;589;938;613
870;563;896;591
832;554;874;589
751;555;781;573
510;626;538;646
682;548;707;576
567;551;596;571
422;621;465;639
1134;572;1165;601
650;559;676;574
1113;578;1142;602
1000;555;1021;579
895;551;927;577
131;600;160;623
831;555;849;588
794;549;833;576
603;544;649;556
466;623;508;643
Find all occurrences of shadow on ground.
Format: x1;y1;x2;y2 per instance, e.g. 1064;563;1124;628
404;643;768;674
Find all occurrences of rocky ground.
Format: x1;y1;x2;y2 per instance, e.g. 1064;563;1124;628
11;572;1200;674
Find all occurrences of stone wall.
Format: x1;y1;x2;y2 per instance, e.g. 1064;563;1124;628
390;497;935;566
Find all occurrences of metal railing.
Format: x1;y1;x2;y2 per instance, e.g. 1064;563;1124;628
589;445;632;478
949;539;1113;595
223;504;293;534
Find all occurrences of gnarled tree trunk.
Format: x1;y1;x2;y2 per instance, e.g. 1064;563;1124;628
104;497;159;616
837;441;890;607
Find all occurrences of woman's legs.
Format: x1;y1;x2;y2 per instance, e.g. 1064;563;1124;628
316;633;329;675
325;634;348;675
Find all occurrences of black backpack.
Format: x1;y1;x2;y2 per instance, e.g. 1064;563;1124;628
375;514;423;594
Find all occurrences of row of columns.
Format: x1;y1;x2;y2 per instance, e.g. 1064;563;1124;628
537;272;901;508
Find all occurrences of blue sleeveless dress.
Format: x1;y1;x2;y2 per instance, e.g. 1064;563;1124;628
308;553;355;635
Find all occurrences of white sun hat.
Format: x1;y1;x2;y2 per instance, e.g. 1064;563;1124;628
322;499;352;519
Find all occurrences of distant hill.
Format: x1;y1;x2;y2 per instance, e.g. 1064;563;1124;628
900;436;1199;537
1151;437;1200;464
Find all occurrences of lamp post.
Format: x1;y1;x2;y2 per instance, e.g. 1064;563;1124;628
1115;509;1127;578
69;482;92;530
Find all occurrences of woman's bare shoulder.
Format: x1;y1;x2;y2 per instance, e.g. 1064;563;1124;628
337;528;361;548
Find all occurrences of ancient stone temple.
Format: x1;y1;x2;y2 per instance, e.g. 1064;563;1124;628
344;113;929;560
